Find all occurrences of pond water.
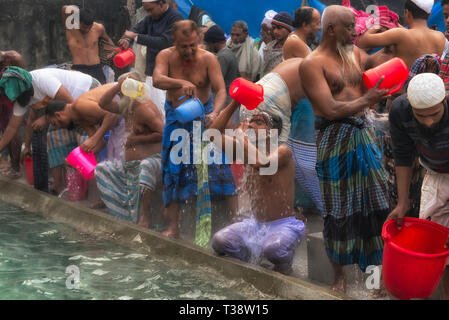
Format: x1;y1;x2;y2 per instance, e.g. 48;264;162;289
0;201;275;300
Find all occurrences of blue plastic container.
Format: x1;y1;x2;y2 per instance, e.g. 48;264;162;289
174;98;205;124
98;131;110;163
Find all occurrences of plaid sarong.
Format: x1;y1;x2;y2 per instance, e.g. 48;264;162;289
405;54;441;90
32;128;49;192
47;125;89;169
95;154;162;224
316;116;390;272
162;99;236;206
439;53;449;91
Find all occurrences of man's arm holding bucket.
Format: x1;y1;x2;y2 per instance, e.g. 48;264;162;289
153;49;197;99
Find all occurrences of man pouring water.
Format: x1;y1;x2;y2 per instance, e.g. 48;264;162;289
152;20;236;238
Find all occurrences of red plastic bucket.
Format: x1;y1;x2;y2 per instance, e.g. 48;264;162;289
229;78;264;110
24;156;34;185
65;167;87;201
363;57;409;95
382;217;449;300
113;48;136;69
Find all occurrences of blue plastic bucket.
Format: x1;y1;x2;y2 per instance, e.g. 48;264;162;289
174;98;205;124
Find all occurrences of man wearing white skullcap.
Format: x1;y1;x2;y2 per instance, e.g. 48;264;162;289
255;10;278;61
357;0;447;68
388;73;449;300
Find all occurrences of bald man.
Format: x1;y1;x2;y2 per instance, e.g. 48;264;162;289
300;5;390;295
357;0;447;68
387;73;449;300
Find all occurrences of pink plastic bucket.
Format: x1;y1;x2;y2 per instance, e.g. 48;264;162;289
66;146;97;180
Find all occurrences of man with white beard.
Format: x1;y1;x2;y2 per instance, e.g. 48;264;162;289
299;5;391;296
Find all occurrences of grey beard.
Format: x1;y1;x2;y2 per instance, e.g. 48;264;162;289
336;42;361;85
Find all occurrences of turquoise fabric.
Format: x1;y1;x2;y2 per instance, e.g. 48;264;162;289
289;98;315;144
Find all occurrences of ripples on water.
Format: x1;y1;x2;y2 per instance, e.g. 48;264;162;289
0;202;275;300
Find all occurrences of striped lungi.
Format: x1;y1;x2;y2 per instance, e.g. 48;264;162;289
95;153;162;224
286;138;323;212
316;116;390;272
47;126;89;168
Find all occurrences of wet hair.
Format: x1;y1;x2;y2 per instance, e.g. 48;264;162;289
117;71;143;83
45;100;67;117
267;112;283;136
232;20;249;33
79;8;95;26
405;0;430;20
171;20;200;39
16;86;34;107
293;7;315;29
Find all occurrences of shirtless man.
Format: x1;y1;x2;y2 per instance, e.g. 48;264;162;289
94;75;164;228
45;84;119;154
239;57;324;214
300;5;390;295
357;0;447;68
210;100;305;275
62;5;114;84
283;7;321;60
153;20;236;238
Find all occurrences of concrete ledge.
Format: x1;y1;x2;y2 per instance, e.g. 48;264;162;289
0;176;351;300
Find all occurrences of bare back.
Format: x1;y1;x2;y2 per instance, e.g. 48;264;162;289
72;83;115;125
66;22;104;65
165;47;213;107
271;58;305;106
395;28;446;67
283;33;311;60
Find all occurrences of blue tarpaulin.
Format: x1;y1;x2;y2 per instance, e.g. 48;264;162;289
174;0;446;37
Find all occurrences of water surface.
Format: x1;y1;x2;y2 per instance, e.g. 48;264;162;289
0;201;274;300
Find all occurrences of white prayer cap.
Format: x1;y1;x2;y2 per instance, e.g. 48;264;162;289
407;73;446;109
410;0;434;14
262;10;278;25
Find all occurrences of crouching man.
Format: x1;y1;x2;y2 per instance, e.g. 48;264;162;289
209;100;306;275
94;74;164;227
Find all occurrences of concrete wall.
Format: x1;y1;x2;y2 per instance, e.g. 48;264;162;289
0;0;130;70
